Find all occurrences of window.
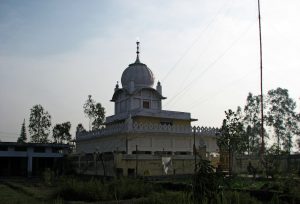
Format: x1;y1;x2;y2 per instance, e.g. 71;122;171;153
15;146;27;152
128;168;135;177
34;147;45;153
160;121;173;126
143;100;150;109
0;146;8;151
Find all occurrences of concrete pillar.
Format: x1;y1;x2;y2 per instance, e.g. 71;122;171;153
27;147;33;177
27;156;32;177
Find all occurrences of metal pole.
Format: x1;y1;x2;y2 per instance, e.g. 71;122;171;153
126;134;128;154
135;145;138;178
193;127;197;204
193;127;196;173
258;0;265;156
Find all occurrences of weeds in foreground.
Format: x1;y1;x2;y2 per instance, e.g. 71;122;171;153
56;177;158;201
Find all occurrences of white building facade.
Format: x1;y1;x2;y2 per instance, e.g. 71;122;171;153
76;42;219;156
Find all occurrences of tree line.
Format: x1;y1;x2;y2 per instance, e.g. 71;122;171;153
217;87;300;157
17;95;105;144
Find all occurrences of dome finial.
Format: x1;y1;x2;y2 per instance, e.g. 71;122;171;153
135;39;140;63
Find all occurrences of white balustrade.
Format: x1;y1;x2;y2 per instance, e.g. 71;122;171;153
76;122;219;141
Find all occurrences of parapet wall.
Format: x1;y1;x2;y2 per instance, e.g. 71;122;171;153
76;122;219;141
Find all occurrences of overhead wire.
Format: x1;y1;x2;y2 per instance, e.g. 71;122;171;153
165;20;257;108
175;0;238;89
186;68;258;111
161;0;233;83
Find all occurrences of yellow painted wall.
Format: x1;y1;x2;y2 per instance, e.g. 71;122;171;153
115;154;194;176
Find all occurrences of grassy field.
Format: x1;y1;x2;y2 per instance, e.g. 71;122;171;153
0;175;299;204
0;177;64;204
0;183;37;204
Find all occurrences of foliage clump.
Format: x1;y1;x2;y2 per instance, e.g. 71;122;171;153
83;95;105;131
193;156;224;204
52;122;71;144
17;119;27;143
29;104;51;143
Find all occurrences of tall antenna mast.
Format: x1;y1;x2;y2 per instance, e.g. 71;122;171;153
258;0;265;156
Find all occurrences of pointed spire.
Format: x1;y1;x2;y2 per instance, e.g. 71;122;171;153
114;81;119;92
135;40;140;63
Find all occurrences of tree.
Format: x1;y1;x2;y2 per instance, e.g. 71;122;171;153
92;103;105;130
266;88;300;154
193;156;222;204
217;108;246;174
29;104;51;143
76;123;86;133
83;95;95;130
17;119;27;143
243;93;265;155
83;95;105;130
52;122;71;144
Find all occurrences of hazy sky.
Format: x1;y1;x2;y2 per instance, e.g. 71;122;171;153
0;0;299;144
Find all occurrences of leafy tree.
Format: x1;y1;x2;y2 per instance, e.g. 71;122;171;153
92;103;105;130
52;122;71;143
193;156;222;204
29;104;51;143
243;93;262;155
17;119;27;143
263;144;282;178
266;88;300;154
76;123;86;133
83;95;105;130
83;95;95;130
217;108;246;174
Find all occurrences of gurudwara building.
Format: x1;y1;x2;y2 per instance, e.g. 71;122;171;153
75;42;219;176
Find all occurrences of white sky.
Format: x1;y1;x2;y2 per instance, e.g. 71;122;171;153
0;0;299;146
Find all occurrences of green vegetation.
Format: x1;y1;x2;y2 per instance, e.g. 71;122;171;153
218;108;247;175
0;183;39;204
83;94;105;131
56;177;158;201
219;87;300;156
52;121;72;144
1;175;300;204
0;178;57;204
29;104;52;143
17;119;27;143
193;156;223;203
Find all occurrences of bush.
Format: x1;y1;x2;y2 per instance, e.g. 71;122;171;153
57;177;107;201
193;157;224;203
108;178;155;200
43;168;55;186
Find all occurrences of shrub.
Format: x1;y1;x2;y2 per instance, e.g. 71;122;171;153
43;168;55;186
57;177;108;201
193;157;223;203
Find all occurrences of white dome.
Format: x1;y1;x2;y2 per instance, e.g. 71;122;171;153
121;60;155;90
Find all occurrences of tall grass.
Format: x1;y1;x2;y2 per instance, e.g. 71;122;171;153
56;177;158;202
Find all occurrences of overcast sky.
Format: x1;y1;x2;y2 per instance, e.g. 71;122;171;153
0;0;299;145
